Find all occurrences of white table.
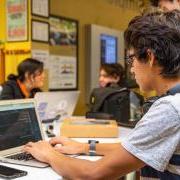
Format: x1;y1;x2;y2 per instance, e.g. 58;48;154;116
0;123;133;180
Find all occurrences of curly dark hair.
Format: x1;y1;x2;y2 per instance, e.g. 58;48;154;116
100;63;125;86
124;10;180;78
150;0;174;7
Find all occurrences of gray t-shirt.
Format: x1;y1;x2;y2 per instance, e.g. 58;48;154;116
121;94;180;176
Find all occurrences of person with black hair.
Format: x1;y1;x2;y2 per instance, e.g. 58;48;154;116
24;10;180;179
150;0;180;11
0;58;44;100
87;63;131;122
98;63;125;88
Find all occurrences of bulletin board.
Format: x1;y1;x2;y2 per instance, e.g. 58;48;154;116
49;15;78;90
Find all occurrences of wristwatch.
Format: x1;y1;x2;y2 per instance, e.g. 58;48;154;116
88;140;99;156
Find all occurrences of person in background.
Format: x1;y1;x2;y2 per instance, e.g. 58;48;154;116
150;0;180;11
24;10;180;180
98;63;125;88
0;58;44;100
87;63;130;121
92;63;143;116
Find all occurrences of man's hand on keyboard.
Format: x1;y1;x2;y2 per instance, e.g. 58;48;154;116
23;141;57;163
49;136;86;155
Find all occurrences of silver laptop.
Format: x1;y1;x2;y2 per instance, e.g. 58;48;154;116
35;91;80;121
0;99;48;168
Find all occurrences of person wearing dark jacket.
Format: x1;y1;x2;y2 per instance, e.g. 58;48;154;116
0;58;44;100
89;63;126;110
87;63;133;122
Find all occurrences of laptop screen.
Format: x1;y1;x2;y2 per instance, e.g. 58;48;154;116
0;102;42;151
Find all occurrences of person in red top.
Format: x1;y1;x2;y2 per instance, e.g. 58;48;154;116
0;58;44;100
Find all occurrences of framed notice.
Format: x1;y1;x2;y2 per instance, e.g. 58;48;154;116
49;55;77;90
6;0;28;42
31;0;49;18
31;20;49;43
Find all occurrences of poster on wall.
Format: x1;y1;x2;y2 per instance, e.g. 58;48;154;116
32;49;49;68
49;55;77;90
6;0;28;42
49;16;78;47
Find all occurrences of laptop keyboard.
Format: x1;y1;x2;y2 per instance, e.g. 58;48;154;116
7;152;34;161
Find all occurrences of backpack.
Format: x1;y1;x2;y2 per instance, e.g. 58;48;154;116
86;86;130;123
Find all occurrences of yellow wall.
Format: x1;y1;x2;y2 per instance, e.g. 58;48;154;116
0;0;6;83
0;0;6;43
1;0;141;115
50;0;140;115
1;0;31;79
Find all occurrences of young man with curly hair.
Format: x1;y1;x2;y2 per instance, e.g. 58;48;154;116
24;10;180;180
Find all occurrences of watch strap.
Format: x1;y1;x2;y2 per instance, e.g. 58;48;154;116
88;140;99;156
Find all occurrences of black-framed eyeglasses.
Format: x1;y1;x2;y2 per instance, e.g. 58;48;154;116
125;54;136;65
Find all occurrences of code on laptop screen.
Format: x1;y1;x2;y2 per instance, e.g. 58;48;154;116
0;102;42;151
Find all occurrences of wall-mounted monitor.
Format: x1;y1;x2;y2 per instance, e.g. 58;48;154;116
100;34;117;64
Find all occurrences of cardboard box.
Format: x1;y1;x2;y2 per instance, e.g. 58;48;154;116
60;117;118;138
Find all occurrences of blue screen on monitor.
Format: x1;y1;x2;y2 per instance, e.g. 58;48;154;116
100;34;117;64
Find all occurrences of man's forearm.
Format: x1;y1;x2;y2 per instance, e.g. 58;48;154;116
47;144;144;180
47;151;97;179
